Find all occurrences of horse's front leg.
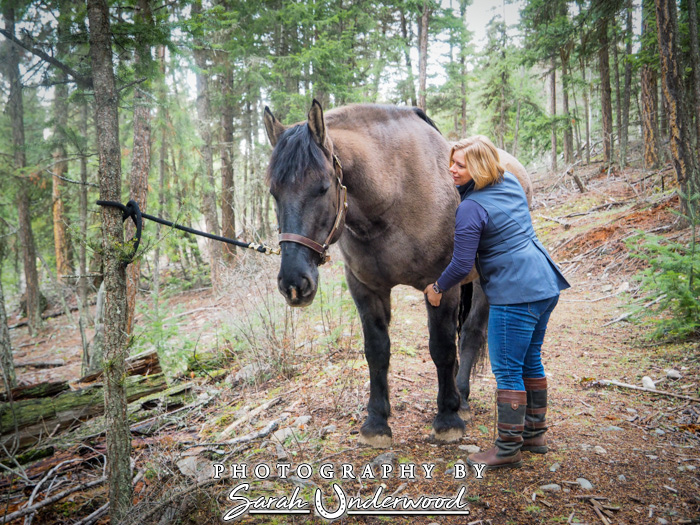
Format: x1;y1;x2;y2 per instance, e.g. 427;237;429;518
345;269;393;448
456;280;489;419
426;287;466;443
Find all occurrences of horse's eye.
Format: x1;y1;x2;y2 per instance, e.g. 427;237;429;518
318;184;329;196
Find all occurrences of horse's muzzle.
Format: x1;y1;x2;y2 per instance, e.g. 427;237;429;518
278;271;317;307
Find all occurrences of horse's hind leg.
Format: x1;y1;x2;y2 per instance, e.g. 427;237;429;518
426;288;466;443
456;281;489;420
345;269;393;448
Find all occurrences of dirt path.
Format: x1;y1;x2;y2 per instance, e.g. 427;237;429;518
4;166;700;524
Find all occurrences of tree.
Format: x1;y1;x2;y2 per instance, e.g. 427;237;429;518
655;0;700;213
52;0;72;280
87;0;132;519
126;0;155;334
191;0;223;289
596;4;614;166
417;0;434;110
2;4;42;336
641;0;660;169
619;0;634;165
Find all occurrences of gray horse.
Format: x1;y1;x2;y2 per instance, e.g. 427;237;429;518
263;100;530;447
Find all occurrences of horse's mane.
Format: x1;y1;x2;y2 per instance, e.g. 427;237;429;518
267;124;328;188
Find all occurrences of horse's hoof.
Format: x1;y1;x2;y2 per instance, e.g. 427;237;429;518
429;427;464;444
358;432;393;448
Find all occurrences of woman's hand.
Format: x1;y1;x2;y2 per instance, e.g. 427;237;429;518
424;283;442;307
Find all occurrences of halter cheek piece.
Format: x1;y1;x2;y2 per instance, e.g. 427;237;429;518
278;154;347;265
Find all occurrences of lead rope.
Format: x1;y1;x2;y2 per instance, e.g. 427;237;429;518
96;199;280;267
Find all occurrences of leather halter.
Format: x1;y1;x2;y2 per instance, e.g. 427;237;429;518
278;154;348;265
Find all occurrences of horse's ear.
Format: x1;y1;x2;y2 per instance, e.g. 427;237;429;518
307;99;327;148
263;106;286;147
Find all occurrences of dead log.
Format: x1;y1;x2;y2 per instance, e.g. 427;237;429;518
3;381;70;401
76;349;161;384
0;373;167;449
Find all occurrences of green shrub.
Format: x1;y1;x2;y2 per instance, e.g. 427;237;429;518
628;194;699;340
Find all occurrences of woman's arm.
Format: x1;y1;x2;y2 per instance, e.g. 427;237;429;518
424;200;488;306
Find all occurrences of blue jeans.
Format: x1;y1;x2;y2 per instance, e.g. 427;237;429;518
487;295;559;391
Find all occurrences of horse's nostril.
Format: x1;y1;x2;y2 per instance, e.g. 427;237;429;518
300;276;313;297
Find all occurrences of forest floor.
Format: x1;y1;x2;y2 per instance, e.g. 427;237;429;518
3;157;700;524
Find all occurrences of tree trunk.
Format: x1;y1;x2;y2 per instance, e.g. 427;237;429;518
86;0;132;520
400;11;417;107
3;6;41;336
192;0;223;289
620;0;633;165
154;45;167;312
580;55;591;165
417;1;431;110
561;47;573;164
612;22;622;165
598;15;614;165
641;0;660;169
52;4;72;281
126;0;154;334
655;0;699;213
220;66;236;262
550;57;557;172
687;0;700;152
0;273;15;392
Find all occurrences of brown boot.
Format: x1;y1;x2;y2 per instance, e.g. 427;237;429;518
522;377;548;454
466;390;526;470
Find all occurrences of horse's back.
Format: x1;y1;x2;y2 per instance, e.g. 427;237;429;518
497;148;532;207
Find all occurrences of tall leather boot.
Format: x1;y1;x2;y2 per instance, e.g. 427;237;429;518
522;377;548;454
466;390;526;470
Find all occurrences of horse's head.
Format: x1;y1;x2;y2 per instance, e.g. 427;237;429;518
264;100;346;307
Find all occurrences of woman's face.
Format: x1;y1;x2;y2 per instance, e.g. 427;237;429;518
449;148;472;186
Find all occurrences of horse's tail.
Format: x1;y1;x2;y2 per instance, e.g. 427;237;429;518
413;108;441;135
457;282;472;336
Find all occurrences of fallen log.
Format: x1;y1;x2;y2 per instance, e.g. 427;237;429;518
0;373;167;450
75;349;161;384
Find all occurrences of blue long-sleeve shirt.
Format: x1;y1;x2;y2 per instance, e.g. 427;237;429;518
436;183;489;292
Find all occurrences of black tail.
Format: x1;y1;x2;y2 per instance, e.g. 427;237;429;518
457;282;472;338
413;107;441;135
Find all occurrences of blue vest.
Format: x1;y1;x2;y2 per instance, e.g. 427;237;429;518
466;172;570;305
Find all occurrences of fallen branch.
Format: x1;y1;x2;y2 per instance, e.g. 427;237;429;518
14;360;65;369
0;476;105;524
595;380;700;403
228;415;288;445
602;294;666;326
218;396;282;439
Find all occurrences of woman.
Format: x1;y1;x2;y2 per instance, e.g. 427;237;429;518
424;136;570;470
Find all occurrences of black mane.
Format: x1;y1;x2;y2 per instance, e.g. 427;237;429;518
268;124;329;189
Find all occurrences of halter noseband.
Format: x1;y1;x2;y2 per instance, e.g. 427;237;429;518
278;154;348;265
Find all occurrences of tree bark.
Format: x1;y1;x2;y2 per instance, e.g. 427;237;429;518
0;273;15;392
52;0;72;280
620;0;633;166
580;54;591;165
598;14;614;165
641;0;660;169
220;65;236;262
86;0;132;520
561;47;573;164
192;0;223;289
154;45;167;312
656;0;698;213
612;22;622;165
687;0;700;152
126;0;154;334
417;1;431;110
400;11;417;107
550;57;557;172
3;6;41;336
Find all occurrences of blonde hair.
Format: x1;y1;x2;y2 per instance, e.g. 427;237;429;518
450;135;504;190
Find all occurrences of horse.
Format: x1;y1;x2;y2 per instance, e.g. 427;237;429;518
263;100;529;447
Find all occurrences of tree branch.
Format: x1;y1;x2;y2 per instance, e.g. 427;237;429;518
0;29;93;89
